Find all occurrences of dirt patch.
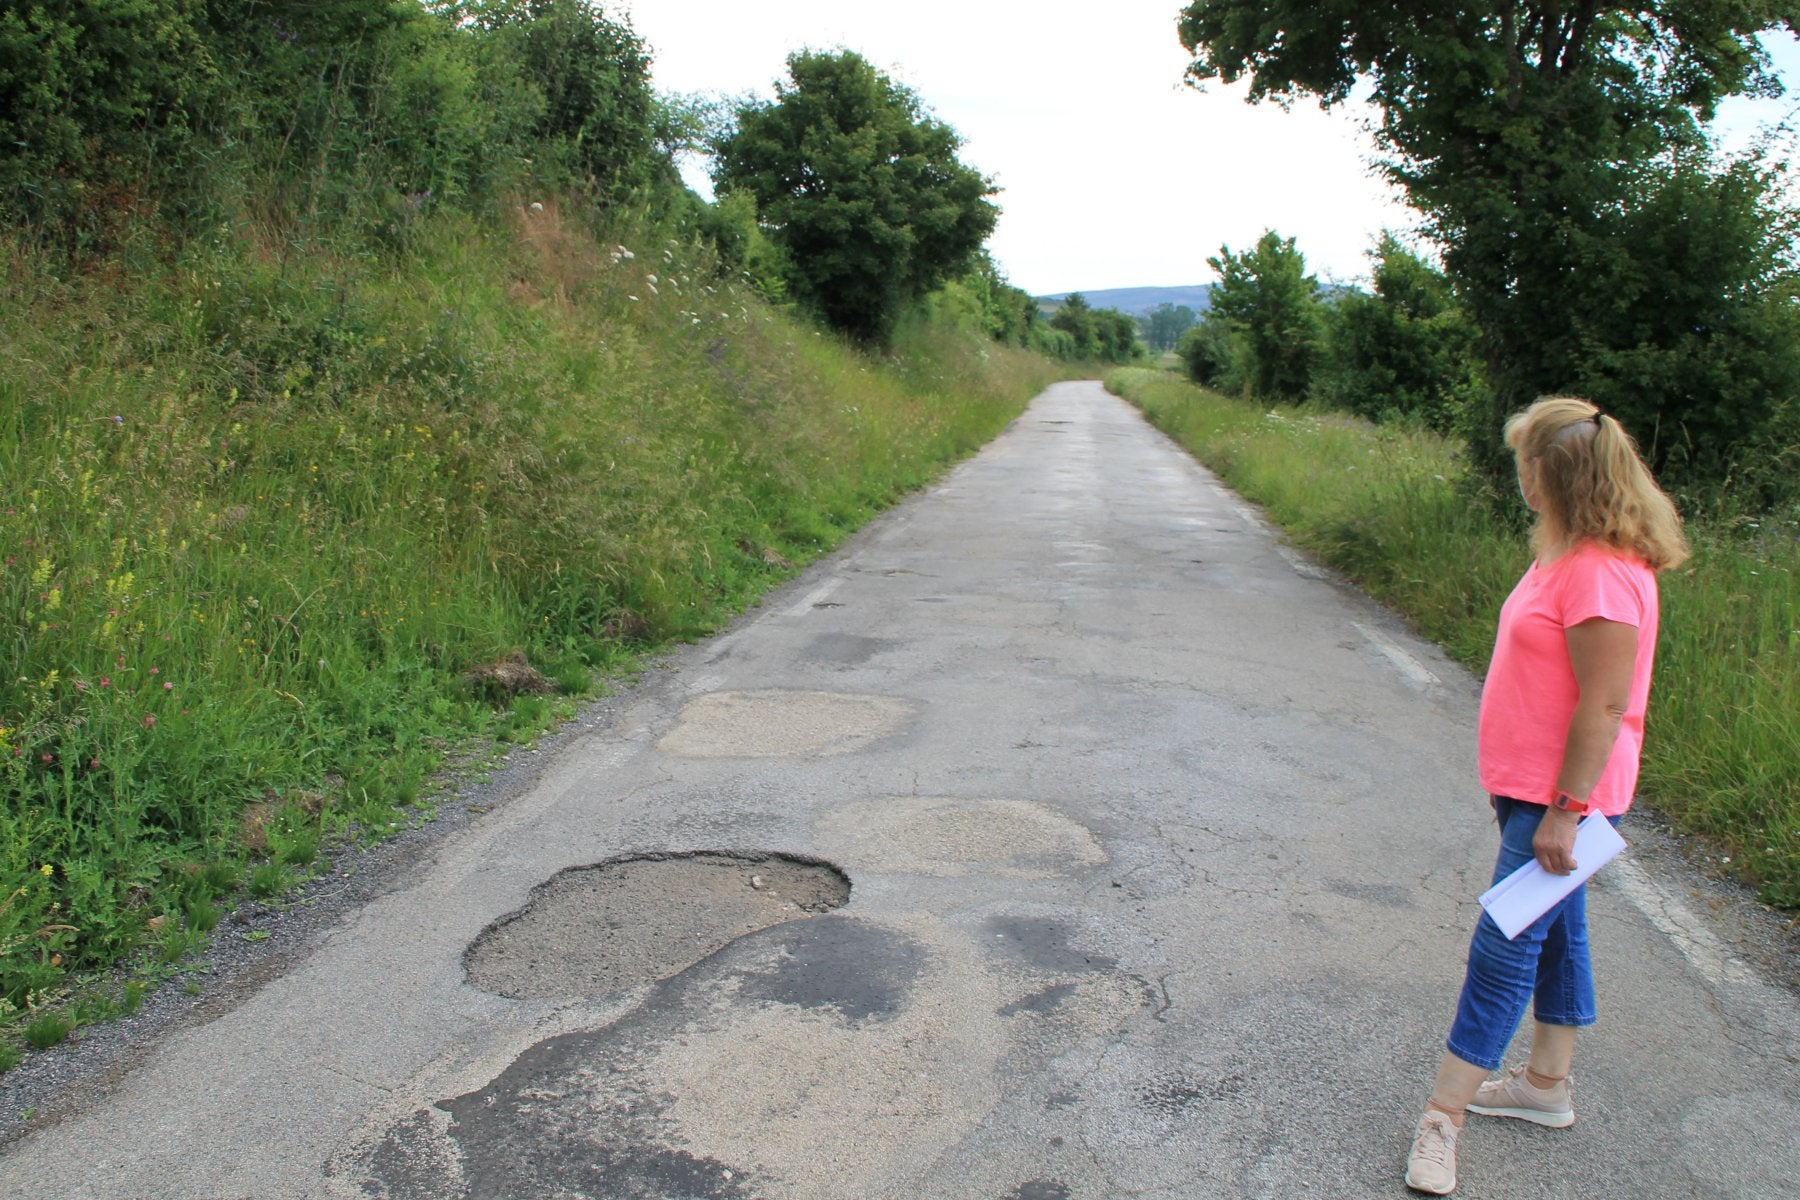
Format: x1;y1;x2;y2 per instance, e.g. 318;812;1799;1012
464;852;851;1000
461;652;553;701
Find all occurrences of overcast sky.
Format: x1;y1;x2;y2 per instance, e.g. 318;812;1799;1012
621;0;1800;297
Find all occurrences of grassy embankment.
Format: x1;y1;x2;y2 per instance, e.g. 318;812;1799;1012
0;202;1067;1064
1108;366;1799;908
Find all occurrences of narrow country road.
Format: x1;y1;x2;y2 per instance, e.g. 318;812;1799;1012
3;382;1796;1199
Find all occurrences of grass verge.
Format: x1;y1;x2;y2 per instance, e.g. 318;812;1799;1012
1107;366;1799;908
0;199;1066;1063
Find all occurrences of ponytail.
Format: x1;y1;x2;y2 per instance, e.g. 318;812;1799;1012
1505;398;1690;571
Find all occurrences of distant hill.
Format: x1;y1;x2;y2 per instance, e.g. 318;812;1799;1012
1036;285;1213;317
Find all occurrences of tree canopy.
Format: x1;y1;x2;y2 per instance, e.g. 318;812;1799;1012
1178;2;1800;496
711;50;998;344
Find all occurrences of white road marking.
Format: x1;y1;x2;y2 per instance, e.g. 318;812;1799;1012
785;577;843;617
1276;545;1331;581
1351;621;1440;686
1609;859;1755;991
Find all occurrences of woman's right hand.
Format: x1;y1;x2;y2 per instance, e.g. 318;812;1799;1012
1533;807;1581;874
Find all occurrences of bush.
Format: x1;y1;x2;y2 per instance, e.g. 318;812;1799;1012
1314;234;1484;432
1176;318;1235;389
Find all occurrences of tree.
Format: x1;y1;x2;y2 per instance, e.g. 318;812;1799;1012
1049;292;1097;358
455;0;665;196
1207;230;1320;398
1314;234;1483;432
711;50;998;344
1177;2;1800;491
1145;302;1198;352
1049;293;1144;362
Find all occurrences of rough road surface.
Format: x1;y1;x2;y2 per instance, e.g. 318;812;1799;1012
3;381;1797;1199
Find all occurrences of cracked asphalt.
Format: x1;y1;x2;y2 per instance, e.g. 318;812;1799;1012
3;381;1797;1198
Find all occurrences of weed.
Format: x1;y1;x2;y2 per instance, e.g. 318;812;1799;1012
184;897;221;934
24;1012;71;1050
248;864;287;900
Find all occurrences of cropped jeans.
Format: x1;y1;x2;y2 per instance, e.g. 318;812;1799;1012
1445;796;1623;1072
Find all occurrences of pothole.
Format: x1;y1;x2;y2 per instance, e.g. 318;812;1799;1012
465;852;851;999
657;690;917;758
816;798;1107;877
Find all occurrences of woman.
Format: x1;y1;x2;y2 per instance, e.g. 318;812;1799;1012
1405;397;1689;1195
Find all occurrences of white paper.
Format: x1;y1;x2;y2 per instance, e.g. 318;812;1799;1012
1477;816;1628;940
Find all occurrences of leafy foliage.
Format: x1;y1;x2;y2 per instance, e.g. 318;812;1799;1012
1178;1;1800;505
711;50;999;344
1176;317;1235;388
1314;234;1483;432
1048;293;1145;363
1143;302;1199;352
1206;230;1320;399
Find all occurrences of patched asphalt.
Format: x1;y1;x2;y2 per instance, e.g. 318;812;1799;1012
2;382;1797;1199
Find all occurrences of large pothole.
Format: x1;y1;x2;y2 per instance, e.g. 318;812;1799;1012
465;852;851;999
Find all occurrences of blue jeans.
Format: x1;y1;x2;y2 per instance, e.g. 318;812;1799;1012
1445;797;1622;1071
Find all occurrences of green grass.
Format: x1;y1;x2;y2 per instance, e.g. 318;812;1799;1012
0;200;1066;1062
1108;366;1800;907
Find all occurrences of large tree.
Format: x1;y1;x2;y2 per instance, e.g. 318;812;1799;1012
711;50;998;344
1177;2;1800;489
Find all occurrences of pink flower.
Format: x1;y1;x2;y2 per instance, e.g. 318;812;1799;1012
99;677;110;688
41;753;53;763
74;681;86;692
149;667;159;675
163;682;173;691
142;714;156;729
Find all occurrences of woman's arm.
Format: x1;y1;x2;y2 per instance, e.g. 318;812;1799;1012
1534;616;1638;873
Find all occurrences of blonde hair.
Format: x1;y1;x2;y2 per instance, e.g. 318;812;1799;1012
1505;396;1690;571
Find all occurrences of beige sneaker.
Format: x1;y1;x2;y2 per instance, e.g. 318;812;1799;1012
1405;1109;1459;1195
1467;1064;1575;1128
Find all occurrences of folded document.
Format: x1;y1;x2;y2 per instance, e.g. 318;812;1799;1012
1478;816;1628;940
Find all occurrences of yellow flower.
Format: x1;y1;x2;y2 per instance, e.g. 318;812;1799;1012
40;864;53;877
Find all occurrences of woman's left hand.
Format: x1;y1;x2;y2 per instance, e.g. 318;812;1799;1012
1534;808;1581;874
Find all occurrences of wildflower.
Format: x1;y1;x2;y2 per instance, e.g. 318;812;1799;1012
41;753;53;763
142;714;157;729
150;666;159;675
100;677;110;688
40;864;52;877
163;681;173;691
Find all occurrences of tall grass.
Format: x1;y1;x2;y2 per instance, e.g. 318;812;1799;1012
1108;367;1800;907
0;200;1063;1047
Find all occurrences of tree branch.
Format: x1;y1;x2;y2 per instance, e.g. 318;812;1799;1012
1560;1;1601;77
1504;7;1525;111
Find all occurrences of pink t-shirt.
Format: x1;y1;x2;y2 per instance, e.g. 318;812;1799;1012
1477;541;1660;817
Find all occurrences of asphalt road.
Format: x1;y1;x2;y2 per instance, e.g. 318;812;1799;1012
3;381;1796;1199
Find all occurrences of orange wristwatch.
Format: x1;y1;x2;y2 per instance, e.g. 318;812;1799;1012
1551;790;1589;815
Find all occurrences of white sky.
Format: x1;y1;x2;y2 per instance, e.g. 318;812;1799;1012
621;0;1800;297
